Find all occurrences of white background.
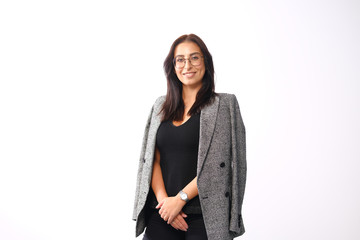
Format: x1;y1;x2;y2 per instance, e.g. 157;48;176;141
1;0;359;239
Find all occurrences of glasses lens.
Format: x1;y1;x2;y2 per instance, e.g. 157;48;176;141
175;57;185;69
190;54;202;66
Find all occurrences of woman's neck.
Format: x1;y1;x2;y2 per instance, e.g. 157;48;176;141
182;84;201;110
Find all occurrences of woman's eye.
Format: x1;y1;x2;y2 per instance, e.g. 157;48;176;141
177;58;184;62
191;56;199;60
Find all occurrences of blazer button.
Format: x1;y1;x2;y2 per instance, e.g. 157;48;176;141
225;192;230;197
220;162;225;168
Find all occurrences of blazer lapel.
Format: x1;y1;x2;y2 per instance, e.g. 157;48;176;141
197;95;220;175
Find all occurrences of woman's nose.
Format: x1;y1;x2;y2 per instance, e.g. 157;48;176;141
184;59;192;70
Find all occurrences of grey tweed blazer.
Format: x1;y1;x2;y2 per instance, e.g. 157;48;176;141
133;93;246;240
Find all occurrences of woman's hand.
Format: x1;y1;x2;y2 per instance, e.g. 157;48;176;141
156;196;186;224
170;212;188;231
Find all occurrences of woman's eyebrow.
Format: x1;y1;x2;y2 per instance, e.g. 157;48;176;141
175;52;201;58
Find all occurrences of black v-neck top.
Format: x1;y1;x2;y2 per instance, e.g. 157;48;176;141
146;112;202;214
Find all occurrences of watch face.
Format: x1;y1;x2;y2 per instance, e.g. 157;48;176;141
180;191;188;201
181;193;186;199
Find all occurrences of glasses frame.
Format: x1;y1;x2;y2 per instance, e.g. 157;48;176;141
173;54;204;69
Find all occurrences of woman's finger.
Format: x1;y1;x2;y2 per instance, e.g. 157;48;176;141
174;220;185;231
179;218;188;230
167;215;175;225
162;213;168;222
170;221;179;230
175;215;188;231
159;208;166;217
156;201;164;209
171;219;185;231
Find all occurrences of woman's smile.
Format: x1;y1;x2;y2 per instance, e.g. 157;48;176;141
183;71;196;78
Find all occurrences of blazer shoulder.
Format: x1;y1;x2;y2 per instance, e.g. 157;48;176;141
217;92;239;105
147;95;165;112
149;95;166;117
153;95;166;108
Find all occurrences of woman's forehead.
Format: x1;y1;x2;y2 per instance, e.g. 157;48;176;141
174;41;202;56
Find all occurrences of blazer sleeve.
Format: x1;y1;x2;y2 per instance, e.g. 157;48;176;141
229;94;247;235
132;104;154;220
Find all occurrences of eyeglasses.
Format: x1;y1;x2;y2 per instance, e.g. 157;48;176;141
173;53;204;69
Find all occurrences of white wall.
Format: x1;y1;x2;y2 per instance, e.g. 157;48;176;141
1;0;359;239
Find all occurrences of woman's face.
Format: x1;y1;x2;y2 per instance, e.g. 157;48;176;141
174;41;205;89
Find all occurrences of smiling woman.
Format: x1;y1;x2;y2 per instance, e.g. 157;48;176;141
133;34;247;240
161;34;216;124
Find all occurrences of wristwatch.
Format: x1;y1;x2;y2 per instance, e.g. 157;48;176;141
179;190;189;203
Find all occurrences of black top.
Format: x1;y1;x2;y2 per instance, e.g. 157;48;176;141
146;112;202;214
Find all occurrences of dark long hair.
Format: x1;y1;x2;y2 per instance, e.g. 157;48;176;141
160;34;216;121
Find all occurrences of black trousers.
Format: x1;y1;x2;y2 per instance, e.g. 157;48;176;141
143;208;208;240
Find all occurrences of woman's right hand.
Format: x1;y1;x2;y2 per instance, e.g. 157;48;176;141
170;211;188;231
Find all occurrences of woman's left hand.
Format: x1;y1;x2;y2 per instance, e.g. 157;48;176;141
156;196;186;224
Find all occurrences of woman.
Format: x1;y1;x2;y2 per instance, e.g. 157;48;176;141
133;34;246;240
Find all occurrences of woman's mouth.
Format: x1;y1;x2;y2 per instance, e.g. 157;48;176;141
183;72;196;77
